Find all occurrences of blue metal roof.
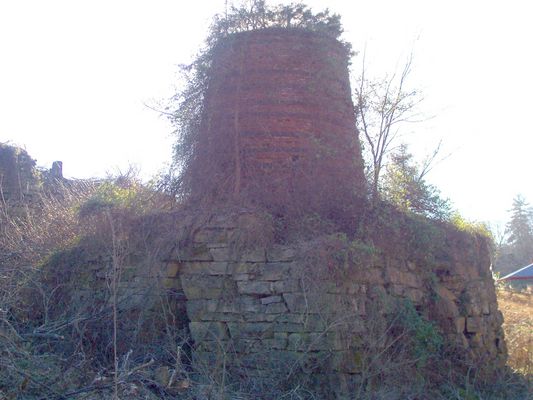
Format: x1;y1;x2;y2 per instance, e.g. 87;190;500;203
500;263;533;281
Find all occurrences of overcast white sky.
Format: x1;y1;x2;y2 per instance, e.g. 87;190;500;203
1;0;532;228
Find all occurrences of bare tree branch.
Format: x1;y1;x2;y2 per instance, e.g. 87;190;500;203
354;51;428;201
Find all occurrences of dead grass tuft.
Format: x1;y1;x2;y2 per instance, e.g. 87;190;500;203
497;288;533;377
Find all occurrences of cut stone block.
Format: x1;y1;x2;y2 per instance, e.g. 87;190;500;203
193;229;227;244
189;321;228;341
466;317;481;333
181;261;232;275
166;262;180;277
243;313;278;322
267;246;297;262
202;312;243;322
241;248;266;262
258;262;291;281
234;263;261;274
239;296;263;313
283;293;309;313
162;277;182;290
227;322;273;339
268;332;289;349
283;292;342;314
176;245;213;262
237;281;272;295
186;299;217;319
210;247;232;262
265;302;288;314
180;275;231;300
233;273;251;281
271;279;301;293
455;317;466;333
260;295;283;305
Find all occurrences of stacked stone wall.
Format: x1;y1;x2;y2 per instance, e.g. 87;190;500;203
32;209;507;396
162;212;507;395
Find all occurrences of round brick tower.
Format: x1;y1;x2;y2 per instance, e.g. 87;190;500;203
193;28;367;214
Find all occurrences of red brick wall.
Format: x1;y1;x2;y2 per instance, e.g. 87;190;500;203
196;28;367;212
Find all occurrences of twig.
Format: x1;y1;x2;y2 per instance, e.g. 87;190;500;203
122;358;155;379
22;332;65;340
53;383;115;399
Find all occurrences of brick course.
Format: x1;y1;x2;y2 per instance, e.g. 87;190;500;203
194;28;366;207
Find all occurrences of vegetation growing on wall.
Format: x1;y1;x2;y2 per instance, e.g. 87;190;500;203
380;144;451;220
0;172;187;398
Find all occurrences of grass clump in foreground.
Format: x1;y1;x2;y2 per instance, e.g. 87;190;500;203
497;288;533;377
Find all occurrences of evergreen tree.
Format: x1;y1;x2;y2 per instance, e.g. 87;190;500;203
381;144;451;220
493;195;533;275
505;195;533;247
505;195;533;264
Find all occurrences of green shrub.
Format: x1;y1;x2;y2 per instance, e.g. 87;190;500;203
78;179;145;217
396;299;444;369
450;212;492;238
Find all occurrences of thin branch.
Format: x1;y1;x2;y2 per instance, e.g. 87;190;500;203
142;101;175;117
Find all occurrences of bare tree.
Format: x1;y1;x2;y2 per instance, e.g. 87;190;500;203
354;52;424;201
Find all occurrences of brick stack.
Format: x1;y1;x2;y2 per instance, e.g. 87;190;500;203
193;28;366;208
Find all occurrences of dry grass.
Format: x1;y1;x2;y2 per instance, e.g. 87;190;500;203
497;287;533;376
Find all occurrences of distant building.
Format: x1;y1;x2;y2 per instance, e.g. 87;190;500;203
499;263;533;282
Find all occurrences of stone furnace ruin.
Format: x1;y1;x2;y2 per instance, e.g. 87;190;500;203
0;7;516;398
159;28;507;396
